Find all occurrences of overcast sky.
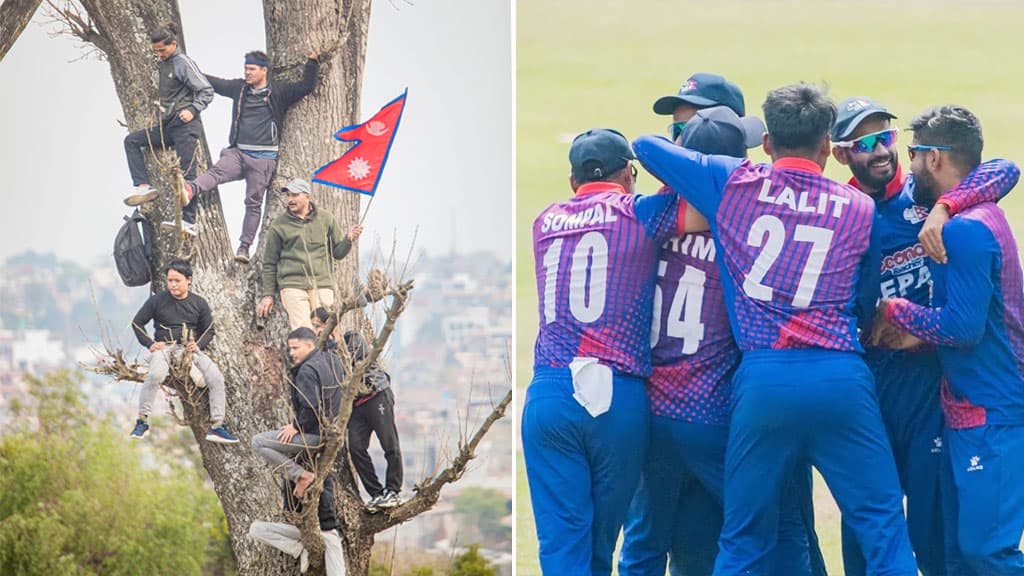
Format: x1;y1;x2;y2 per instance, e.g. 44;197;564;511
0;0;513;265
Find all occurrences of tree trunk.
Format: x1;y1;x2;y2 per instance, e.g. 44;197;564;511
0;0;43;62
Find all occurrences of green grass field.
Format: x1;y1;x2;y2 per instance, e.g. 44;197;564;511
516;1;1024;574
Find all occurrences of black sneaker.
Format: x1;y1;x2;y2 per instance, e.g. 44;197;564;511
234;245;250;264
129;418;150;440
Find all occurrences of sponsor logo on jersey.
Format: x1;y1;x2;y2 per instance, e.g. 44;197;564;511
880;243;927;275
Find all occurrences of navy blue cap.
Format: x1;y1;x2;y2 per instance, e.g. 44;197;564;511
653;73;747;117
569;128;636;182
831;96;897;141
680;106;766;158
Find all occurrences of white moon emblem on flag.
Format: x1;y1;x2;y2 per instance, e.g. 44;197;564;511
366;121;389;136
347;157;372;180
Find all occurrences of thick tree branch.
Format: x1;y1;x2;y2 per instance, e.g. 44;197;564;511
365;388;512;532
0;0;43;62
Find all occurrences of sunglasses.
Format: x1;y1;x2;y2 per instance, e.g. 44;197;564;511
668;121;687;141
907;143;953;160
835;128;898;154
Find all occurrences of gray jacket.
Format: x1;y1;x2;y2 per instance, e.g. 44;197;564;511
158;50;214;123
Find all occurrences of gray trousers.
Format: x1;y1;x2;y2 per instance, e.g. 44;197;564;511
252;430;322;482
248;521;345;575
139;347;226;423
191;147;276;247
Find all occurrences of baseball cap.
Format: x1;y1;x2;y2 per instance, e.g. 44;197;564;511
282;178;312;195
653;73;747;117
831;96;897;141
679;106;766;158
569;128;636;182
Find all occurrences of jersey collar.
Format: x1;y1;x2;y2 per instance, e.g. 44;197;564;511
772;157;823;175
574;182;625;197
847;164;906;201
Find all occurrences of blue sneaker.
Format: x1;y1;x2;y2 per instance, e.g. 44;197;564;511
129;419;149;440
205;423;239;444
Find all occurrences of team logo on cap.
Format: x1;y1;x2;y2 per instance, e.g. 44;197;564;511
681;78;698;92
846;98;872;112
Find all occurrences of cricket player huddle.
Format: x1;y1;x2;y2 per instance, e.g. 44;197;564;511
523;74;1024;576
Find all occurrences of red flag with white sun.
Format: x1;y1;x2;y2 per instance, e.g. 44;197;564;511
313;89;407;195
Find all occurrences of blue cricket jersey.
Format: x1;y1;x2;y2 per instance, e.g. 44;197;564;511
532;182;681;377
634;136;878;353
649;190;737;425
887;203;1024;429
863;160;1020;395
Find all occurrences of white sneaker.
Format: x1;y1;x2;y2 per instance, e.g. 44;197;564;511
124;184;158;206
299;548;309;573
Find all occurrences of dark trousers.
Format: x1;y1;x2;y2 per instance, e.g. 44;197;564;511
842;359;946;576
123;116;203;222
348;388;403;497
191;148;277;247
714;351;916;576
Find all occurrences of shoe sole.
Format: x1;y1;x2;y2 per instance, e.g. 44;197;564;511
205;434;240;444
124;190;158;206
129;433;147;440
234;256;250;264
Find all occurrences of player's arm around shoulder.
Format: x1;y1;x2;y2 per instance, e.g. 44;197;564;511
632;135;741;226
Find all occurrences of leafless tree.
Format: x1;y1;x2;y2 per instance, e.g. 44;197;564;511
19;1;515;574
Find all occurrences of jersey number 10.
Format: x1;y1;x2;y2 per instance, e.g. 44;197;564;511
541;232;607;324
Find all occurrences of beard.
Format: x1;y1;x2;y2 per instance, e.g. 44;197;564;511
850;149;898;196
912;168;940;206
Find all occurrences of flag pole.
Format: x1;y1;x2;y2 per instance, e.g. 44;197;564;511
359;194;376;225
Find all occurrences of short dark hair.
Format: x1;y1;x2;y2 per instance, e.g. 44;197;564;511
762;83;836;153
908;105;983;172
311;306;330;324
287;327;317;342
165;258;192;279
244;50;269;66
150;22;178;45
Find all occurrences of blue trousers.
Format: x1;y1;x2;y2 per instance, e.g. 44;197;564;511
620;417;826;576
842;357;945;576
713;350;917;576
522;367;650;576
942;424;1024;575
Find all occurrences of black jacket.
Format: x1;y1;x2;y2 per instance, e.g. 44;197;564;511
206;57;319;148
289;348;345;437
282;474;339;532
131;291;215;350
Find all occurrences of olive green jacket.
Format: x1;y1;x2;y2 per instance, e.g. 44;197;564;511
261;203;352;296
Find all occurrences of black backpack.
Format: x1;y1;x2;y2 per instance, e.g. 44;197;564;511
113;209;153;287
